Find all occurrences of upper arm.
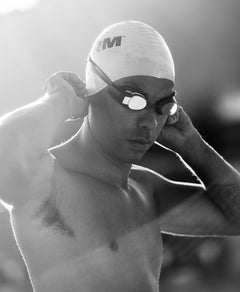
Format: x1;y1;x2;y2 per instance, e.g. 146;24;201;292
0;98;62;209
0;150;54;208
150;170;240;237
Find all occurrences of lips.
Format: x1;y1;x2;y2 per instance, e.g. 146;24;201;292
131;138;152;145
128;138;153;149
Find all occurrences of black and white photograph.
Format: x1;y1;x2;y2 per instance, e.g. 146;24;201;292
0;0;240;291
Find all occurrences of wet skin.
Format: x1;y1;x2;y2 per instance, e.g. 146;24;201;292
10;76;174;292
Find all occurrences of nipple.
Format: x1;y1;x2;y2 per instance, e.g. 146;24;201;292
109;240;119;252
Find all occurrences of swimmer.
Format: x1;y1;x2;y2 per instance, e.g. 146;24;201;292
0;21;240;292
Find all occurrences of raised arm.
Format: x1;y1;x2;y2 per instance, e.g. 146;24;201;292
0;72;88;207
154;106;240;236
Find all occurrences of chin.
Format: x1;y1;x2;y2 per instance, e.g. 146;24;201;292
111;142;148;164
120;151;146;164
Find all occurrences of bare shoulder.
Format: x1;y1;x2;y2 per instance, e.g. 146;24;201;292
130;164;170;187
129;164;172;199
129;164;195;209
0;150;55;208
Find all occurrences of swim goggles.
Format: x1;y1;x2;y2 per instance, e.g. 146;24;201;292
88;56;178;116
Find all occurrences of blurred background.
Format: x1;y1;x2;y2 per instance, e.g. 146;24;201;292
0;0;240;291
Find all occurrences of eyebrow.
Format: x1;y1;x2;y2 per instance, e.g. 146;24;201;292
156;91;176;103
120;81;148;97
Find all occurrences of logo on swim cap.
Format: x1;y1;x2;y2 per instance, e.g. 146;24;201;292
86;21;175;96
96;36;125;52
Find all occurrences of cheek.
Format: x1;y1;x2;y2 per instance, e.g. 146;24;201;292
104;100;136;134
91;99;128;138
159;115;168;127
154;116;168;135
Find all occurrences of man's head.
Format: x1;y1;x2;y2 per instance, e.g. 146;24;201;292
84;21;176;163
86;20;175;95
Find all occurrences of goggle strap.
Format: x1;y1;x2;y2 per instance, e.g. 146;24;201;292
88;55;121;93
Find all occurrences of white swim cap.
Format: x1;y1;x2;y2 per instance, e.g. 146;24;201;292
86;20;175;96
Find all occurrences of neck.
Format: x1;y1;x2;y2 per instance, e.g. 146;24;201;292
71;118;132;188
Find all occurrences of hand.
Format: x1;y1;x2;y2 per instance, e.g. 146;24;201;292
157;106;199;155
44;72;89;119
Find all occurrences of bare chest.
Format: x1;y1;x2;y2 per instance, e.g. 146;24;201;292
12;170;163;291
35;171;162;256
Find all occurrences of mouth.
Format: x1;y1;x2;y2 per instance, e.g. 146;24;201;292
127;138;153;150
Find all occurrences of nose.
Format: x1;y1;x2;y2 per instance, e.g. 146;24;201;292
138;109;164;130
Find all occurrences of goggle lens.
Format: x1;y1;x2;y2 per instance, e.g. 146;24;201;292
128;95;147;110
158;102;178;116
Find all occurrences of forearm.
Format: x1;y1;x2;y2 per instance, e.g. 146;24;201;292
181;131;240;223
181;131;239;184
0;92;71;159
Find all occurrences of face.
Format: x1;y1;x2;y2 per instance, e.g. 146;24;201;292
88;76;174;164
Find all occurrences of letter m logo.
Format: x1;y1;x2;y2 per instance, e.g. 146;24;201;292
96;36;123;52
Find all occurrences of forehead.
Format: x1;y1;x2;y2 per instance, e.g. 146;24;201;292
114;76;174;102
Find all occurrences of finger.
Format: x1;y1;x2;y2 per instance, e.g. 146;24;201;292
57;72;86;89
166;108;179;125
42;84;47;94
45;74;63;93
72;84;87;98
70;74;86;89
56;72;86;98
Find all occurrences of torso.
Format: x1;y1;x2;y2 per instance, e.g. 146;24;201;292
11;157;163;292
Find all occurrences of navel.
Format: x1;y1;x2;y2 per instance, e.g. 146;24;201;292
109;240;119;252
